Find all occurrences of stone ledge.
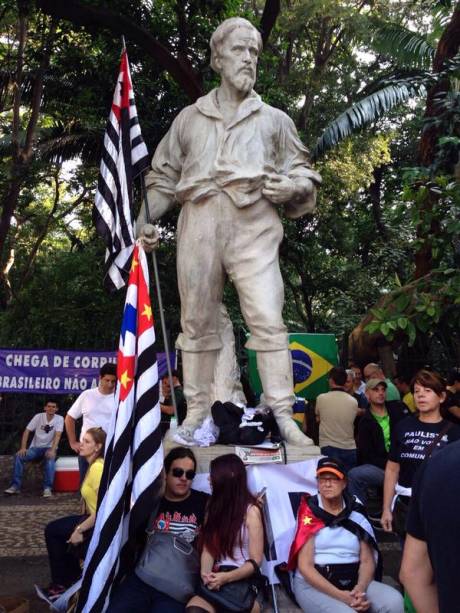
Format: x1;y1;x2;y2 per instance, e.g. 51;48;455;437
163;441;321;473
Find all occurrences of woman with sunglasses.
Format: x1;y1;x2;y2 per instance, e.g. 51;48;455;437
107;446;209;613
186;453;264;613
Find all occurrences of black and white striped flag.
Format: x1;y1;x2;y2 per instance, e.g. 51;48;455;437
93;48;150;291
75;245;163;612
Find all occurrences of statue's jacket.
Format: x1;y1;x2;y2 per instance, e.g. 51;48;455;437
145;88;322;219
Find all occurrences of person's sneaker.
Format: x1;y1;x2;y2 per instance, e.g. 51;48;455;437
35;583;66;603
4;485;20;495
42;488;53;498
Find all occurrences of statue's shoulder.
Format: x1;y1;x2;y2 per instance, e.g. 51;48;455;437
261;101;295;125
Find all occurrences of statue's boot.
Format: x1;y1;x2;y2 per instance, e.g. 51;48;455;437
257;349;315;447
174;349;217;444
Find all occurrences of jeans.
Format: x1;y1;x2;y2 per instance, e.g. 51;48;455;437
348;464;385;505
106;572;185;613
11;446;56;489
320;446;357;473
45;514;87;587
293;574;404;613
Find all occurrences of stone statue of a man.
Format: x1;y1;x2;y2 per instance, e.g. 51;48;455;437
138;17;322;446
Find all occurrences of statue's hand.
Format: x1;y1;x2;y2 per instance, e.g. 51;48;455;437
262;173;297;204
137;223;160;252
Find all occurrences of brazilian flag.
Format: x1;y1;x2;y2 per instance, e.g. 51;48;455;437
247;333;338;401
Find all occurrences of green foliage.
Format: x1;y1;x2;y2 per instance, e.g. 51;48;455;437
314;78;428;157
0;243;125;349
364;269;460;347
0;0;458;373
371;23;435;69
318;133;393;196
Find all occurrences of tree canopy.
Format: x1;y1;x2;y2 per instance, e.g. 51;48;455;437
0;0;458;375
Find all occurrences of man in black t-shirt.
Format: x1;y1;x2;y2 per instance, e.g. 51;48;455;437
107;447;208;613
400;441;460;613
348;379;409;505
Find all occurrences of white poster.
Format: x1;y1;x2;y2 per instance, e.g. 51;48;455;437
193;458;320;583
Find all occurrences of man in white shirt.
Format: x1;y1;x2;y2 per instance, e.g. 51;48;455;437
5;399;64;497
65;362;116;480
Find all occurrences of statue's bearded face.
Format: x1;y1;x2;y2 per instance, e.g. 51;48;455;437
216;27;259;94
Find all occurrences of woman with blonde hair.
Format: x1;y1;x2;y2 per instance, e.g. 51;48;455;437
41;426;106;600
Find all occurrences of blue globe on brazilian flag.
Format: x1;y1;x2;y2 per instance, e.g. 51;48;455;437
247;333;338;401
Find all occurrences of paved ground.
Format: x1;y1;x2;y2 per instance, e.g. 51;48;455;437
0;456;402;612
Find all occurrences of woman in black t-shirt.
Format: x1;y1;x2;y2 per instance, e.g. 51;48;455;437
380;370;460;534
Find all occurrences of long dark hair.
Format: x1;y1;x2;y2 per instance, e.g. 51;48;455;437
201;453;257;560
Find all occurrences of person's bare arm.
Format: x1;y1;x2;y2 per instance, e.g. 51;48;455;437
17;429;30;457
46;430;62;458
297;536;356;607
65;414;81;454
447;404;460;420
67;512;97;545
381;460;399;532
400;535;439;613
200;547;215;585
355;541;375;592
206;505;264;589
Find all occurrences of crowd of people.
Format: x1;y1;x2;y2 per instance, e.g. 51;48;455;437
3;360;459;612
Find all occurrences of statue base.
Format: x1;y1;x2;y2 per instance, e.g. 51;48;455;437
163;438;321;473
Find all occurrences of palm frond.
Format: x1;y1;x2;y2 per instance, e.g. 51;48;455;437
38;129;103;165
371;23;435;69
314;79;428;158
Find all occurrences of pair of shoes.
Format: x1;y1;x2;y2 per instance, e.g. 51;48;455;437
4;485;20;495
36;583;66;602
43;488;53;498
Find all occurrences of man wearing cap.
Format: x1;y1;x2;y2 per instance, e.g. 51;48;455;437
363;363;400;402
348;379;409;505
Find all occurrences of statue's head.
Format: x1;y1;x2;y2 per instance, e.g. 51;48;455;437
210;18;262;94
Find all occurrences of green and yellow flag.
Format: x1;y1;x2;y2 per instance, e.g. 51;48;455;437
247;333;338;401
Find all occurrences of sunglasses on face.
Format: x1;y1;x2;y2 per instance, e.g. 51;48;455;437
171;467;196;480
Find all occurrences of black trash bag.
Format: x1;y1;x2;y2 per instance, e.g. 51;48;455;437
211;402;281;446
211;401;243;444
239;407;277;446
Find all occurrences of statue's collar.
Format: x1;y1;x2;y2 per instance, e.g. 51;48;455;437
195;88;263;127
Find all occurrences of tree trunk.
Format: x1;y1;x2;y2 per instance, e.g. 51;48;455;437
377;343;396;378
368;166;388;240
414;3;460;278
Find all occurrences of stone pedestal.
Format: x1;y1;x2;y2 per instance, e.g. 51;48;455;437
163;439;321;473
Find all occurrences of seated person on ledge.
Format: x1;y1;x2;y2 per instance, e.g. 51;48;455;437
186;453;264;613
288;457;404;612
4;398;63;498
42;427;106;601
107;447;208;613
